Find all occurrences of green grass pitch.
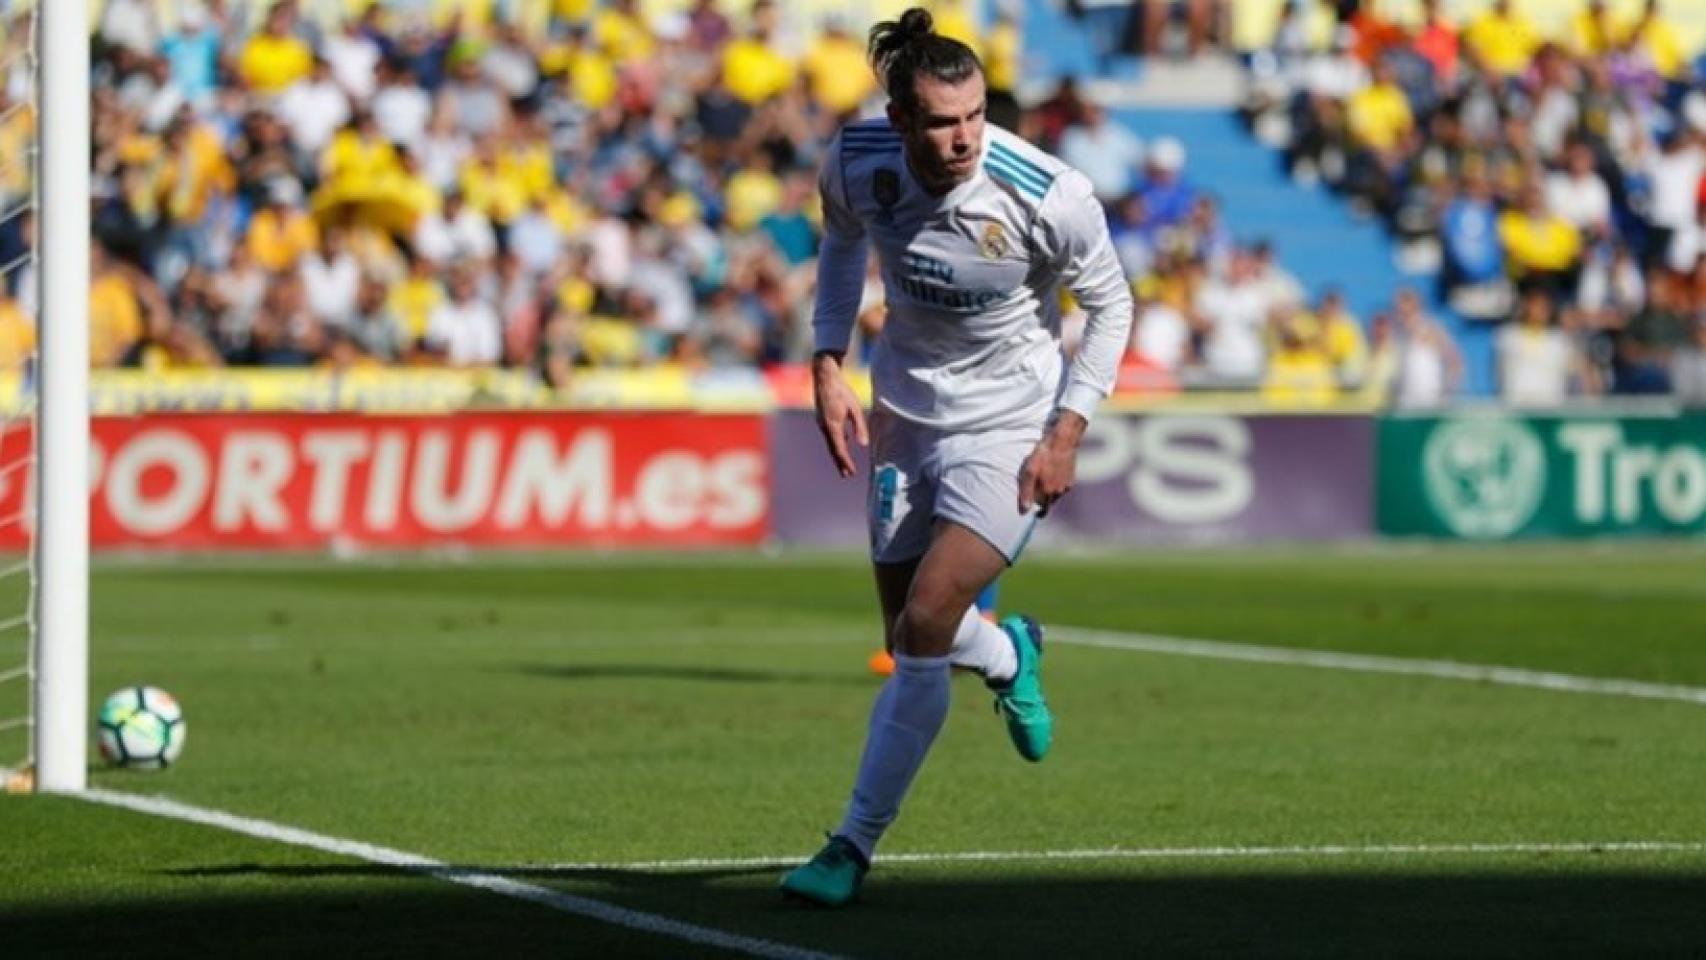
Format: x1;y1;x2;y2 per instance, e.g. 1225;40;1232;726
6;545;1706;957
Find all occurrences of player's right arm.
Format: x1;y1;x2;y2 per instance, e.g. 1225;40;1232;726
811;135;872;478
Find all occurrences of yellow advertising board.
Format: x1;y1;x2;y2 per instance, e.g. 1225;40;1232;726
0;367;773;416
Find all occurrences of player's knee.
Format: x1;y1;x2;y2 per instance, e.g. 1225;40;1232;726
896;584;964;656
895;606;952;657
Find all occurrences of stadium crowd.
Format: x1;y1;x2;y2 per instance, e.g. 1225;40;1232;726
0;0;1379;406
0;0;1009;384
6;0;1700;409
1245;0;1706;405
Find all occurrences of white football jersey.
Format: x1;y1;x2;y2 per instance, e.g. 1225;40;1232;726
813;117;1134;431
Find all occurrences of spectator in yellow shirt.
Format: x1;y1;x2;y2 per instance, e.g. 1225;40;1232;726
803;16;874;119
723;151;783;233
239;5;313;96
1262;304;1338;408
503;120;555;204
722;0;795;106
1569;0;1619;59
320;112;400;185
1348;60;1413;154
1268;290;1368;388
159;114;234;227
459;138;531;228
1498;184;1583;296
1463;0;1540;78
247;181;321;273
1312;289;1370;386
89;247;145;368
1346;60;1414;219
593;0;655;65
553;25;617;111
388;256;447;347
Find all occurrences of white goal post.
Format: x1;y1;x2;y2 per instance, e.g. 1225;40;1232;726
31;0;90;793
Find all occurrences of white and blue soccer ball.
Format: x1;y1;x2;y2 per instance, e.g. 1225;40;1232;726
97;686;186;769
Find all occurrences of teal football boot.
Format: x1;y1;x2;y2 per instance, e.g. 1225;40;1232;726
780;835;868;907
989;615;1052;762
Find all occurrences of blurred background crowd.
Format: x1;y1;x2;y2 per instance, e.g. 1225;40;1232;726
1242;0;1706;404
0;0;1016;389
0;0;1701;410
0;0;1359;406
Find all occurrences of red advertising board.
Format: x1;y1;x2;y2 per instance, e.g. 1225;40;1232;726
0;413;768;550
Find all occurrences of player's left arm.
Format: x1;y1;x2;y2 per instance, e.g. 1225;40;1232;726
1019;170;1136;514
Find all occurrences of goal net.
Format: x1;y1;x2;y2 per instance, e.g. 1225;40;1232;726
0;0;38;793
2;0;88;795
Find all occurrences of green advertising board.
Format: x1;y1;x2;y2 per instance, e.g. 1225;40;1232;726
1379;413;1706;539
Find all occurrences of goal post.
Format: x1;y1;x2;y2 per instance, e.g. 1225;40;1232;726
32;0;89;793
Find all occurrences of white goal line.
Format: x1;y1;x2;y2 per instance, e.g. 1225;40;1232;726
547;840;1706;874
75;789;838;960
1052;627;1706;706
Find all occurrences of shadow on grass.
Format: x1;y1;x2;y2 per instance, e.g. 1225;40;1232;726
507;661;873;687
136;861;1706;958
4;883;713;960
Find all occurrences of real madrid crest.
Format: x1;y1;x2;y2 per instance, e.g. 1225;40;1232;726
979;222;1010;259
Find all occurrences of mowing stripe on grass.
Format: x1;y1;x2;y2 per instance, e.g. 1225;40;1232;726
77;789;838;960
1054;627;1706;706
549;840;1706;873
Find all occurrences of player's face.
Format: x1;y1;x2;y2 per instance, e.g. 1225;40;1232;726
893;72;986;193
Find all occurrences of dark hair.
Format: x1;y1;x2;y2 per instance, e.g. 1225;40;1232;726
868;7;982;119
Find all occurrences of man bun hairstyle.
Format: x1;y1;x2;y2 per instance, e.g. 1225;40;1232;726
868;7;983;119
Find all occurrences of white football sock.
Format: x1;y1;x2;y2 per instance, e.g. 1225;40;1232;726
835;653;951;861
949;606;1017;684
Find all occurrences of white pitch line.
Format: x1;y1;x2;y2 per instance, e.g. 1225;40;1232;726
1053;627;1706;706
550;840;1706;874
76;789;838;960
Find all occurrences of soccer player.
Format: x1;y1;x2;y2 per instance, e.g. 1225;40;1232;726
781;8;1134;906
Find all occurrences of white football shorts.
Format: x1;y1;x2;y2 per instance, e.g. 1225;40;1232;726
867;406;1045;566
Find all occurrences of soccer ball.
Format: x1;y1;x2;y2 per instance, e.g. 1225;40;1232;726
97;686;186;769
